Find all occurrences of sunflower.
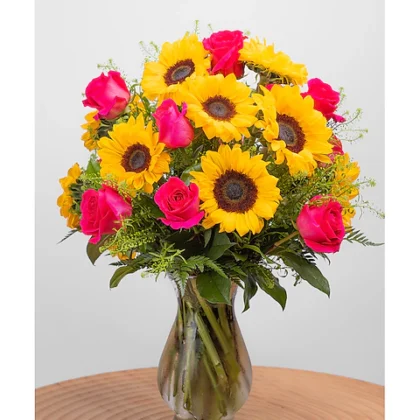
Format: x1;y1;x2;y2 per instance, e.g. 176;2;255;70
254;85;333;176
57;163;82;228
239;37;308;85
331;153;360;226
81;111;100;151
98;115;170;193
190;144;281;236
177;74;258;142
141;33;210;102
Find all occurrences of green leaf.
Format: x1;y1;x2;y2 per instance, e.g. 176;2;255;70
282;252;330;297
243;274;258;312
204;229;213;248
181;163;202;184
196;272;231;304
110;265;136;288
243;244;266;258
230;251;248;262
86;235;109;265
206;232;234;260
85;155;101;175
251;267;287;310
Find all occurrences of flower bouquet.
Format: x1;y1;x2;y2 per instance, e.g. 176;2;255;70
57;28;382;420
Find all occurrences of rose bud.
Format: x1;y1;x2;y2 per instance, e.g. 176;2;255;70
154;177;204;230
153;99;194;148
83;71;130;120
301;78;346;123
80;185;132;244
203;30;247;78
296;196;345;253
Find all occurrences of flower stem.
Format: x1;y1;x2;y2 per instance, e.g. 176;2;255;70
182;305;196;411
268;231;300;253
191;279;231;355
218;305;232;340
202;350;228;417
195;311;229;391
192;280;241;379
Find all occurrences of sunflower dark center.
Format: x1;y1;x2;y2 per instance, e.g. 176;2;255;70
203;95;236;121
121;144;151;173
214;170;257;212
164;59;195;86
276;114;306;153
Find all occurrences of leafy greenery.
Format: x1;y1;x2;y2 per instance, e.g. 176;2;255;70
344;228;384;247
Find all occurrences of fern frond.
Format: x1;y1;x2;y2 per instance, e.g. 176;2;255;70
57;229;79;244
345;228;383;247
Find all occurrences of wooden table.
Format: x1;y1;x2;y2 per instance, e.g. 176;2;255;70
36;367;384;419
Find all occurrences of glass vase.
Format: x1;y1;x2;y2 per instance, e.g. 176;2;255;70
158;277;252;420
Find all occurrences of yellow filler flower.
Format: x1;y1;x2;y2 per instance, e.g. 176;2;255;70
254;85;333;176
332;153;361;226
98;115;170;193
141;33;210;102
81;111;100;151
177;74;258;142
191;144;281;236
57;163;82;228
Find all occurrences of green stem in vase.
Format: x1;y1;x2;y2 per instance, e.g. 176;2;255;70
218;305;232;340
202;350;228;417
195;311;229;391
182;305;196;411
192;278;241;379
191;279;232;355
172;307;184;398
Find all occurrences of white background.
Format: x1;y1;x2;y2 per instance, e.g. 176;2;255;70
35;0;384;387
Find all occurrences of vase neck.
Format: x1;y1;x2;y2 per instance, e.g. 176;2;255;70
170;276;237;308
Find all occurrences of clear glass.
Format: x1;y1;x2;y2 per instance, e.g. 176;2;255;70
158;277;252;420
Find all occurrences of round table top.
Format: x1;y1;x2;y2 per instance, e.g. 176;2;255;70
36;367;384;419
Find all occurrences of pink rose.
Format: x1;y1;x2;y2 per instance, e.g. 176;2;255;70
301;78;346;123
296;196;345;253
154;177;204;230
80;185;132;244
153;100;194;148
203;30;247;78
82;71;130;120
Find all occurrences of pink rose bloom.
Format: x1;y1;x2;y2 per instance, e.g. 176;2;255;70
80;185;132;244
301;78;346;123
154;177;204;230
153;100;194;148
296;196;345;253
203;30;247;78
82;71;130;120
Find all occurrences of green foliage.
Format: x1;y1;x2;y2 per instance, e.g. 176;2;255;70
247;265;287;310
243;274;258;312
87;235;111;265
85;155;101;175
344;228;383;247
281;252;330;297
109;265;137;288
58;229;78;244
196;272;231;304
205;232;235;260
